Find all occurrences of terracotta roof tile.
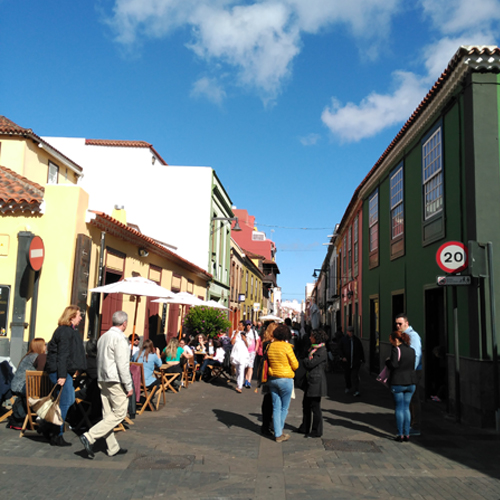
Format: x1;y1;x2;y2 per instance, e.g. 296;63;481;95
0;116;83;173
0;165;44;213
85;139;168;165
88;211;211;280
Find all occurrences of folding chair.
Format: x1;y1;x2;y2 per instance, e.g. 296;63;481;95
20;371;51;438
186;357;198;385
130;362;157;415
73;387;93;430
205;351;233;384
0;396;15;423
154;369;180;410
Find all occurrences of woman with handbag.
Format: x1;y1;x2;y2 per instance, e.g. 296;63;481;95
45;305;87;447
295;329;328;438
386;330;416;442
258;322;278;436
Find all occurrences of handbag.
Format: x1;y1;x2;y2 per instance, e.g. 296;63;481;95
28;383;64;426
376;346;400;387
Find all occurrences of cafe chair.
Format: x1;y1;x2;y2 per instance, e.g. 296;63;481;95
20;371;51;438
130;362;157;415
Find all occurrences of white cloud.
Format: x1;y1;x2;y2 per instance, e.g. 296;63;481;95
299;133;321;146
106;0;402;99
321;0;500;142
321;71;427;142
191;76;226;104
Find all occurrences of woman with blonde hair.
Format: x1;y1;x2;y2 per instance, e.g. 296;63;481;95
45;305;87;447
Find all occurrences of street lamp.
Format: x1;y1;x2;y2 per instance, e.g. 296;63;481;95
211;216;242;235
312;268;321;279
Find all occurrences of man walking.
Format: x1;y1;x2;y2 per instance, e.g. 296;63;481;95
339;326;365;397
80;311;133;459
395;313;422;436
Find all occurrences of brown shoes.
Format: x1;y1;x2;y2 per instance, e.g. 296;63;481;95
275;433;290;443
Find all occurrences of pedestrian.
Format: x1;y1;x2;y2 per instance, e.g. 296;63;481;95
79;311;133;459
244;320;259;388
258;322;278;436
230;324;249;393
395;314;422;436
295;329;328;438
339;326;365;396
267;324;299;443
45;305;87;446
386;330;416;442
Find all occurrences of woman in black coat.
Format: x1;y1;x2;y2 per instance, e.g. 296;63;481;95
295;329;328;438
386;330;416;442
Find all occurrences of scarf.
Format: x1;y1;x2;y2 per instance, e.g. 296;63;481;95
308;343;325;360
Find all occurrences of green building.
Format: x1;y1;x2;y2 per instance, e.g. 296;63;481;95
343;46;500;427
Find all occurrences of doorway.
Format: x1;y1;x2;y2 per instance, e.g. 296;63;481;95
369;297;380;373
424;287;447;402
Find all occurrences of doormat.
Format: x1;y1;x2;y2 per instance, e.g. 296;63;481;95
322;439;381;453
127;453;195;469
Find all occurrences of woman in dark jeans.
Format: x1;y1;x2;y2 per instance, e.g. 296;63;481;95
386;330;416;442
46;305;87;447
295;329;328;438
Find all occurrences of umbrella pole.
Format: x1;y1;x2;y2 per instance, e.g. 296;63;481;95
131;294;140;355
178;304;184;339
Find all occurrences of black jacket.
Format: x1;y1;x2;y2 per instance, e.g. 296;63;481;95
46;325;87;379
339;334;365;368
385;343;416;386
303;346;328;398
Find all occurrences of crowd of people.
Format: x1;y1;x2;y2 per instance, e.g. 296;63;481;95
2;303;423;455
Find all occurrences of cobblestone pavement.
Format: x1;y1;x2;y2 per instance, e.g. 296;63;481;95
1;369;499;500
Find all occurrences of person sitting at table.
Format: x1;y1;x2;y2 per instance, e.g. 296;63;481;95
128;334;141;358
199;340;225;380
162;338;186;390
206;337;215;356
179;338;194;359
194;334;207;353
132;339;162;390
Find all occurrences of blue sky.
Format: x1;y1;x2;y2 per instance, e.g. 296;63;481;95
2;0;500;300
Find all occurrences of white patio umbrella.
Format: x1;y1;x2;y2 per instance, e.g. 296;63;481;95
90;276;176;350
203;299;230;311
259;314;284;322
153;292;206;338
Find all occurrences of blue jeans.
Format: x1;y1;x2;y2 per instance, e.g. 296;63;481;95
48;372;75;436
391;384;416;436
268;378;293;438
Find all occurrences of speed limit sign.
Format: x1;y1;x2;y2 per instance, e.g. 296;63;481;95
436;241;468;273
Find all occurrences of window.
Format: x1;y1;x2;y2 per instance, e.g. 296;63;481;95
422;127;443;220
369;190;379;252
347;227;352;277
390;165;404;239
342;237;347;278
48;161;59;184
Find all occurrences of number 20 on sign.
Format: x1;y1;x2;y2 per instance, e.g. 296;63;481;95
436;241;468;274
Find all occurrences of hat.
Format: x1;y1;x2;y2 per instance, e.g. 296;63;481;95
244;320;252;326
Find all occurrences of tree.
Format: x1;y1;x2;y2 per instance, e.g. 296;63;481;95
183;306;231;338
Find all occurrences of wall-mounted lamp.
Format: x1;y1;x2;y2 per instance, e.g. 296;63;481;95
347;290;354;299
312;268;321;278
138;248;149;257
211;216;242;235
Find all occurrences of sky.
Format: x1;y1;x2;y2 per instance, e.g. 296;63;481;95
2;0;500;301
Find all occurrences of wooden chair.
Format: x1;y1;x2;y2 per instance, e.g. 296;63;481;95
154;369;180;410
73;387;93;430
20;371;51;437
130;362;157;415
186;357;198;385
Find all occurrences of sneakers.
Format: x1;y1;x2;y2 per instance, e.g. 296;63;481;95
275;433;290;443
109;448;128;457
244;381;252;389
79;434;95;459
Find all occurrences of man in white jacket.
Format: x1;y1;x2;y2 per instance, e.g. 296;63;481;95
80;311;133;459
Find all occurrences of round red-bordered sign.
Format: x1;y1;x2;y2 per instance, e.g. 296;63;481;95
28;236;45;271
436;241;468;274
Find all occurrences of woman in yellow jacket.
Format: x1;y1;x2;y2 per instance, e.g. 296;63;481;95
266;324;299;442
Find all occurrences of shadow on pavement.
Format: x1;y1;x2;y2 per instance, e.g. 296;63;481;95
212;409;261;435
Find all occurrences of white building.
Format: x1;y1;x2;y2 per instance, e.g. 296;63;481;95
42;137;234;304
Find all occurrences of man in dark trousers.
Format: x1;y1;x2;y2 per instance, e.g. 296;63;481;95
339;326;365;397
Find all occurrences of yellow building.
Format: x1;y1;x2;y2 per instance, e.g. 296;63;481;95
0;116;211;365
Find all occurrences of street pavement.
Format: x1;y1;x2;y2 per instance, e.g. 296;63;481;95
1;368;500;500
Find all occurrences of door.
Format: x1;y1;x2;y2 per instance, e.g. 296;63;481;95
424;287;447;402
100;271;123;335
369;297;380;373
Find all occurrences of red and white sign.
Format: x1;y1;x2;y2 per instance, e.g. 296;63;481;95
436;241;468;274
28;236;45;271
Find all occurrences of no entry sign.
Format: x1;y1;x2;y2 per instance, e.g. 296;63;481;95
436;241;468;274
28;236;45;271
